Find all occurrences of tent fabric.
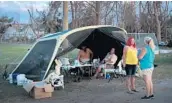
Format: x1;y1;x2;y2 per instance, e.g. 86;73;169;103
56;27;127;57
13;39;57;81
12;25;127;81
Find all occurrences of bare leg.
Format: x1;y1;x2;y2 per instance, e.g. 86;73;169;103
150;71;153;95
126;76;131;91
94;67;101;77
143;75;151;96
131;76;136;90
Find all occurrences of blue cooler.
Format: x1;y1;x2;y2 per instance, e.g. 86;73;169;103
12;73;19;84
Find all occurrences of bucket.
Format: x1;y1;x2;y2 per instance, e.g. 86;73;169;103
17;74;26;86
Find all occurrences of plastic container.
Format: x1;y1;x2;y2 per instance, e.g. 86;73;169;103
106;74;110;79
17;74;26;86
9;74;13;84
12;73;19;84
74;60;80;66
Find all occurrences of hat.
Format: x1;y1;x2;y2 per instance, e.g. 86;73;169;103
144;36;152;44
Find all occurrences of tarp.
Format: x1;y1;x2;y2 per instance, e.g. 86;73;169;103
12;25;127;81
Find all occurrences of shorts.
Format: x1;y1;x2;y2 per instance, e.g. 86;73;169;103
80;59;90;64
99;64;114;69
142;68;154;76
125;64;137;76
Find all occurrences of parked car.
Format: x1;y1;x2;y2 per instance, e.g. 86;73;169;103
159;41;167;46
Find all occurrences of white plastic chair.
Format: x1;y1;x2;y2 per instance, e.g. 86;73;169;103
49;74;64;89
103;60;125;78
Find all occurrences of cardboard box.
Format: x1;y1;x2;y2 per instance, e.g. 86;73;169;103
44;84;54;93
24;82;54;99
29;86;52;99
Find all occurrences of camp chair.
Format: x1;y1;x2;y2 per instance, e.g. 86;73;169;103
102;60;122;78
107;60;126;83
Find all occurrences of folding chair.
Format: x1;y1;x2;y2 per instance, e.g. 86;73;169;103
108;60;126;83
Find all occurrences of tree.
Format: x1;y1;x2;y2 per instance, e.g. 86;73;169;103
0;16;13;40
63;1;68;30
28;1;62;34
95;1;100;25
153;1;161;42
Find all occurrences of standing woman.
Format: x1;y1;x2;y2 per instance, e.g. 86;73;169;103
123;37;138;94
138;37;155;99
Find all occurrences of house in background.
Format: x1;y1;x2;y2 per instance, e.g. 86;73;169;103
3;26;17;40
2;24;42;42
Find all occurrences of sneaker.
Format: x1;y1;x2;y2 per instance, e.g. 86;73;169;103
149;95;154;98
131;89;139;92
126;91;134;94
141;96;151;99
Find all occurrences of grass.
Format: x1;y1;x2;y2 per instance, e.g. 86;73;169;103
0;43;172;80
153;53;172;80
0;44;32;65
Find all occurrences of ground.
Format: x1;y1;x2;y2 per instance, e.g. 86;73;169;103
0;43;172;103
0;77;172;103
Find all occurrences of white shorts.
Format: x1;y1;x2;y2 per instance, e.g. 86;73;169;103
99;64;114;69
142;68;154;76
80;59;90;64
99;64;106;68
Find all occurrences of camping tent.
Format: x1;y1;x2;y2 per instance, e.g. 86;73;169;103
11;25;127;81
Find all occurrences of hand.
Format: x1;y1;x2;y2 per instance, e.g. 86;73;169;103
123;63;126;68
101;60;105;64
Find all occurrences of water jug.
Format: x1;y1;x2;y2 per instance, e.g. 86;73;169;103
106;74;110;79
17;74;26;86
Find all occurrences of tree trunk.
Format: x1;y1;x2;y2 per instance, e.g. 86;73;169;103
70;1;75;29
63;1;68;31
95;1;100;25
153;1;161;42
62;1;69;49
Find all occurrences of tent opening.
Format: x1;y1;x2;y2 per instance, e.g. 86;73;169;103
57;29;124;67
77;29;123;67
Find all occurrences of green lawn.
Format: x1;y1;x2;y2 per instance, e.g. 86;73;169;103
0;43;172;79
0;44;32;65
0;43;78;66
153;53;172;80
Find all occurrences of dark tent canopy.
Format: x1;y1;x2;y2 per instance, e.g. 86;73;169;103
12;25;127;81
57;26;127;66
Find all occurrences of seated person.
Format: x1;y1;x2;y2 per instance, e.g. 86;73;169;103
77;46;93;64
93;48;117;78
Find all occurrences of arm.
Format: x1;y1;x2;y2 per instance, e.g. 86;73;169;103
106;55;117;64
122;46;127;66
77;51;81;61
88;48;93;59
138;48;146;60
102;53;109;63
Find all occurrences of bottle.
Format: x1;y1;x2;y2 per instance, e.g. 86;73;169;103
98;57;100;64
106;74;110;79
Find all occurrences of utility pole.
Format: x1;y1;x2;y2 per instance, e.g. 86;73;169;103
63;1;68;30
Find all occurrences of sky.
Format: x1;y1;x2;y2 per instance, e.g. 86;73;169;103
0;1;49;23
0;1;171;24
